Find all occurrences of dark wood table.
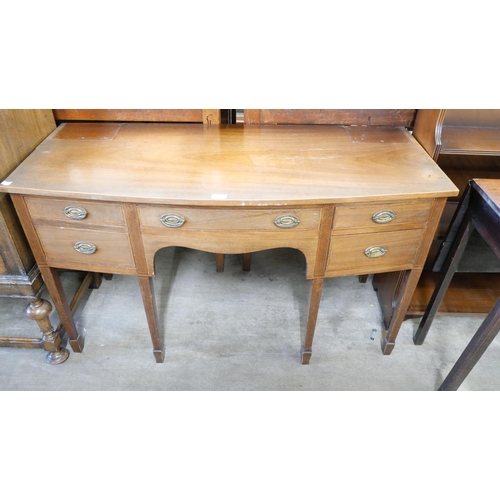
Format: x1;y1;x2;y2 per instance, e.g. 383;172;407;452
414;178;500;390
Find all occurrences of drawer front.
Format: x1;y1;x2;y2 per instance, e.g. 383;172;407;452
25;197;126;227
138;206;321;232
333;201;432;234
325;229;424;277
35;226;135;270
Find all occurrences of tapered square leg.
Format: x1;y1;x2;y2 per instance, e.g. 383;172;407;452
39;266;84;353
138;276;165;363
382;268;423;355
301;278;324;364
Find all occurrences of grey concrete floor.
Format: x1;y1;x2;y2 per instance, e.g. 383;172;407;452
1;246;499;390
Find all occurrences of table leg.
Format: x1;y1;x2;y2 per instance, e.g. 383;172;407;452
302;278;324;364
215;253;225;272
414;212;475;345
382;268;423;354
439;297;500;391
242;253;252;272
138;276;165;363
39;266;84;353
89;272;103;289
26;298;70;364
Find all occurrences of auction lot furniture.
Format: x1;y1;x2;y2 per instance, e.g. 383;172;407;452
0;122;458;363
414;179;500;390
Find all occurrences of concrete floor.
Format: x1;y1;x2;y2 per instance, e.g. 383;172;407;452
1;245;499;391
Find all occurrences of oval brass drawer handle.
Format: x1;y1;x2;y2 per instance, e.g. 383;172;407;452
160;213;186;228
274;214;300;228
364;245;387;258
74;242;97;255
372;210;396;224
63;206;88;220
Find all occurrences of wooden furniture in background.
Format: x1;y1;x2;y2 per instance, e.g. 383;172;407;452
53;109;222;126
414;179;500;390
0;111;70;363
243;109;416;127
0;109;70;363
0;122;457;363
373;110;500;328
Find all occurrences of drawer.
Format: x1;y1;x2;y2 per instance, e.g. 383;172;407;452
25;197;126;227
332;201;432;234
138;206;321;232
325;229;424;277
35;226;135;270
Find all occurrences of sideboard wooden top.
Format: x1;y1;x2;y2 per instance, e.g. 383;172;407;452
0;122;458;206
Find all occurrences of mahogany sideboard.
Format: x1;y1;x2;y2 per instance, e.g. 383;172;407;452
0;122;458;363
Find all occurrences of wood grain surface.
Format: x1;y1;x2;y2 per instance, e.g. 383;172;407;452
0;123;458;205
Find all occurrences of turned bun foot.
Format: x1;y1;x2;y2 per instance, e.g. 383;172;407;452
46;348;70;365
26;298;70;365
